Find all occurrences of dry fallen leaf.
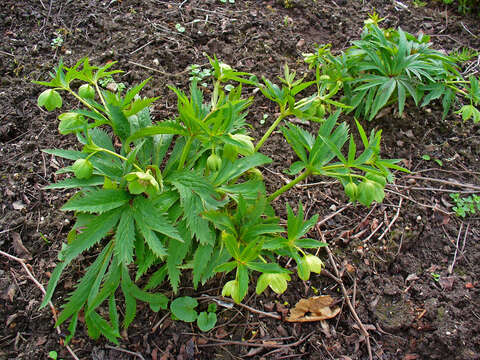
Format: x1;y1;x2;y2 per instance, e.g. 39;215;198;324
286;295;341;323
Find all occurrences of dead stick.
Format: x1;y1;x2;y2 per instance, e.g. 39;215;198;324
0;250;80;360
316;229;373;360
448;222;465;274
105;345;145;360
197;331;314;348
377;198;403;242
405;175;480;191
202;295;281;320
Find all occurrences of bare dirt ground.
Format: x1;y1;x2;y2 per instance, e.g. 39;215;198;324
1;1;480;359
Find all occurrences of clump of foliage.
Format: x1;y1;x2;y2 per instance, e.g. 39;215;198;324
34;54;404;343
303;14;480;122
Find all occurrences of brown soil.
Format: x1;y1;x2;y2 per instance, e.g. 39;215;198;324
1;1;480;359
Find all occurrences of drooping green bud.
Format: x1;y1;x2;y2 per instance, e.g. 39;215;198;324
72;159;93;179
247;168;263;181
365;173;387;186
230;133;255;155
256;273;291;295
304;254;324;274
221;280;238;298
344;182;359;202
357;179;385;207
78;84;95;99
37;89;62;111
206;153;222;172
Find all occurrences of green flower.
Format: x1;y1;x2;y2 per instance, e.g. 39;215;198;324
125;170;159;195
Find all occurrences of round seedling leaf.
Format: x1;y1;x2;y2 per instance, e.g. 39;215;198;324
170;296;198;323
197;311;217;332
38;89;63;111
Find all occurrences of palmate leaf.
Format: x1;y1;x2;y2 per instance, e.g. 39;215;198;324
168;171;219;245
85;311;120;344
369;78;396;120
55;241;114;327
114;206;136;264
61;189;130;213
41;207;123;308
106;102;130;141
44;176;105;189
133;196;183;242
192;243;214;288
167;220;192;292
212;153;272;187
121;266;168;311
134;216;168;257
87;262;121;313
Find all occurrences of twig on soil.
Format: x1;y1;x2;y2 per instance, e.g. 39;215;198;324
448;223;469;274
0;50;15;58
377;198;403;242
448;222;463;274
316;228;373;360
461;22;478;38
404;175;480;191
130;40;154;55
392;184;479;194
105;345;145;360
0;250;80;360
414;168;480;176
385;188;453;215
362;221;384;243
196;331;314;349
202;295;282;320
316;205;350;227
394;232;404;258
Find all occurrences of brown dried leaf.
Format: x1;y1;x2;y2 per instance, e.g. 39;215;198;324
5;284;16;302
286;295;341;323
11;232;32;260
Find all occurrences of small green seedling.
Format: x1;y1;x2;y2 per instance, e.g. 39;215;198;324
260;113;268;125
431;273;441;282
48;350;63;360
421;154;443;167
175;23;186;33
51;34;64;49
450;193;480;217
170;296;217;332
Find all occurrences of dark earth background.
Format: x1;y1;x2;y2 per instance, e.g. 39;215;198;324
1;0;480;359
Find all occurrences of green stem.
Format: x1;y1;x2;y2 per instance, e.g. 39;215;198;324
94;82;108;110
67;89;109;123
267;169;311;202
177;136;194;170
100;148;143;172
255;111;289;152
447;84;469;98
